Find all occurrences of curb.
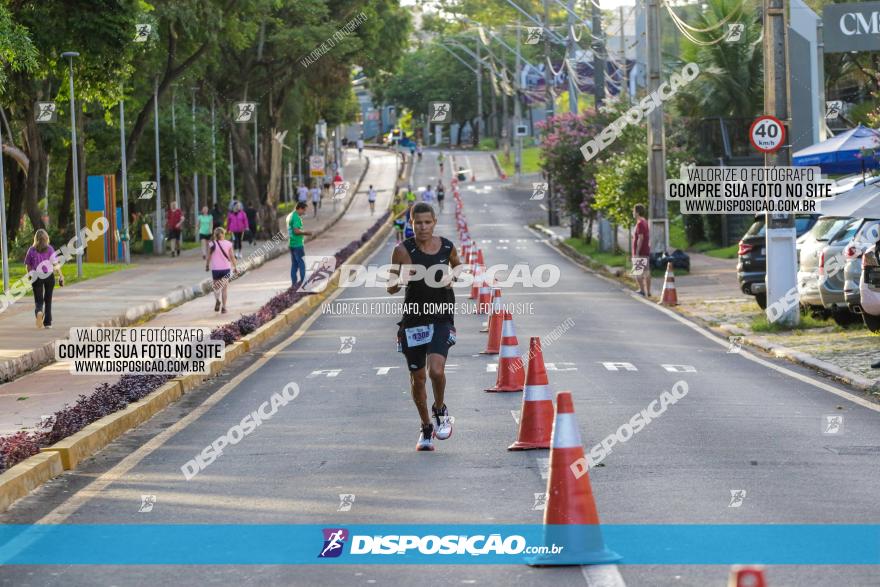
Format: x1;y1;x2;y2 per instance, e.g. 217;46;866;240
0;154;373;385
489;153;506;180
716;324;880;395
537;223;880;398
0;209;395;514
532;223;625;278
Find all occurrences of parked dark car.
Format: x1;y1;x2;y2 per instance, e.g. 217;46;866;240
737;214;818;309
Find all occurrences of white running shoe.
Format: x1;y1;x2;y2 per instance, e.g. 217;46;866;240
416;423;435;451
433;405;454;440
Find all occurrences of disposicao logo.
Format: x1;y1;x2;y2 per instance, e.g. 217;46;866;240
319;528;349;558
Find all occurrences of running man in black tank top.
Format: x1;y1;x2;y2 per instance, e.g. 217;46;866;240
387;202;462;451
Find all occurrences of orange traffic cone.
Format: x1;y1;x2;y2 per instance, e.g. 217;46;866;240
476;249;484;266
477;278;492;314
470;264;483;300
486;311;525;392
527;391;621;565
660;261;678;306
728;566;766;587
481;285;500;332
509;337;554;450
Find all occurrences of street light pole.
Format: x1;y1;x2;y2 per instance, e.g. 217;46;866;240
229;131;236;201
118;91;131;264
153;77;164;255
515;19;523;182
171;86;180;210
191;88;199;239
62;52;83;278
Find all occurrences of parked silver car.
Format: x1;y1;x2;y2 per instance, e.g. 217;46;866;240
844;219;880;317
797;216;854;318
817;218;862;325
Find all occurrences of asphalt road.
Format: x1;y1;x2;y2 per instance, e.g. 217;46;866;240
2;151;880;586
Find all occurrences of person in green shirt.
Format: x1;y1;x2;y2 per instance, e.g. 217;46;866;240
392;195;407;243
288;201;313;285
405;185;417;204
198;206;214;259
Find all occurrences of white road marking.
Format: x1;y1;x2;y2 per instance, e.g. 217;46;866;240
308;369;341;378
631;294;880;414
582;564;627;587
487;363;498;373
498;239;510;243
511;410;521;425
601;362;637;372
530;226;880;415
375;366;399;375
661;364;697;373
545;362;577;371
497;246;509;250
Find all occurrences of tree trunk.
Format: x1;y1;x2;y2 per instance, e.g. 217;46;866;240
7;161;25;241
230;122;259;206
22;104;47;231
261;129;285;239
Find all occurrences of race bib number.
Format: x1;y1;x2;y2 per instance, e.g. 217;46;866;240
405;324;434;347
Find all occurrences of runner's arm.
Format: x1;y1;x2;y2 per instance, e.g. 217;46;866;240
387;244;411;295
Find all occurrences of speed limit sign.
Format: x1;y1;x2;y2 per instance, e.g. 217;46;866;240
749;115;786;153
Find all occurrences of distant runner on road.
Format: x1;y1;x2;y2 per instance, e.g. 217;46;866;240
368;184;377;215
387;202;460;451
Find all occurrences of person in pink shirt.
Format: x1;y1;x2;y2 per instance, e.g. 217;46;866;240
205;227;238;313
226;202;249;259
24;229;64;329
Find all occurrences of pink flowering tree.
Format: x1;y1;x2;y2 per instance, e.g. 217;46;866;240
537;109;606;240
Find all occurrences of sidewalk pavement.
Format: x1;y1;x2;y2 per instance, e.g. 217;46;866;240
0;148;399;435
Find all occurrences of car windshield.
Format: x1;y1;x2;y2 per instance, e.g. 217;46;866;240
745;216;812;238
830;219;860;244
811;217;852;242
744;219;765;237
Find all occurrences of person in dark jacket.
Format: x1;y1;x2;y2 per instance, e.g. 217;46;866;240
211;202;225;230
244;204;258;245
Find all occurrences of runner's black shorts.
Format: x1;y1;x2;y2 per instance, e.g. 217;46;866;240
397;321;456;371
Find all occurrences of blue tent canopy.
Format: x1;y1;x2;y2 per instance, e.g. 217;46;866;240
792;125;880;174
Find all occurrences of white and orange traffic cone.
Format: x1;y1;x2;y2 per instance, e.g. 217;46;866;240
477;277;492;314
470;264;483;300
660;261;678;306
509;337;554;450
527;391;621;565
481;285;500;331
728;566;766;587
486;311;525;392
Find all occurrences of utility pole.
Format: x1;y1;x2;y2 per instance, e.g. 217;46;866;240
646;0;668;254
515;19;523;181
229;132;236;201
297;131;303;186
543;0;558;226
567;0;579;113
592;0;605;108
153;78;164;254
620;6;628;100
476;39;483;145
763;0;798;326
119;94;131;263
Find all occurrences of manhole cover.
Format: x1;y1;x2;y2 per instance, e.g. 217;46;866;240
825;446;880;456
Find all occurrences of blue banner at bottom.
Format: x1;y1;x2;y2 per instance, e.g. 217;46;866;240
0;524;878;565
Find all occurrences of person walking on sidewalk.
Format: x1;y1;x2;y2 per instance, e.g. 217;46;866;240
211;202;225;230
227;202;249;259
24;229;63;329
244;204;258;246
368;185;377;215
632;203;652;298
387;202;459;451
166;201;184;257
198;206;213;259
310;182;322;218
288;201;313;286
297;183;309;205
356;137;364;159
206;227;237;314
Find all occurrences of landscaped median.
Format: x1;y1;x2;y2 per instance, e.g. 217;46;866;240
0;211;393;514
